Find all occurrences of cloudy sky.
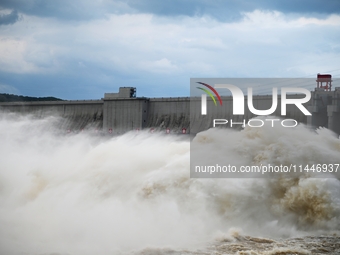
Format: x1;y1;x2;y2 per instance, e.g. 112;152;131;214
0;0;339;99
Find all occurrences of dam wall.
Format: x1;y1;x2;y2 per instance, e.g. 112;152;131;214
0;88;339;134
146;98;190;132
0;100;103;130
103;98;148;132
307;88;340;135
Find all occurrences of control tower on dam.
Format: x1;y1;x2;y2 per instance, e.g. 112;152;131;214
0;75;339;135
307;74;340;135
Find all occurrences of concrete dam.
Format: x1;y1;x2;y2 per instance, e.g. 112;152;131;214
1;86;340;135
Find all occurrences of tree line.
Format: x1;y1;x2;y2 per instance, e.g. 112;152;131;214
0;93;63;102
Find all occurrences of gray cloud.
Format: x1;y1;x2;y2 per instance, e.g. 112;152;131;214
127;0;340;16
0;10;339;99
0;1;339;99
0;10;19;25
125;0;340;23
0;0;339;22
0;0;133;21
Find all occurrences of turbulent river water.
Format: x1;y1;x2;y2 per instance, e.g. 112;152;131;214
0;113;339;255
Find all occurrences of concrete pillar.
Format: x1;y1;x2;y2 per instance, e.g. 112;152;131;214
103;98;149;133
307;91;329;128
327;89;340;134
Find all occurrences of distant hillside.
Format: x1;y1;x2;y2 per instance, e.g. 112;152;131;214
0;93;63;102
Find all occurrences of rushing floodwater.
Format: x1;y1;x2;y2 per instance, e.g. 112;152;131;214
0;113;339;255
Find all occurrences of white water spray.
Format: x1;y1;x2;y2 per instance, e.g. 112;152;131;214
0;113;339;255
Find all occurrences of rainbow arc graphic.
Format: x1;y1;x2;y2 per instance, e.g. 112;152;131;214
196;82;222;106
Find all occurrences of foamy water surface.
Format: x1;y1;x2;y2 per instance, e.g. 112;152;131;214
0;113;339;255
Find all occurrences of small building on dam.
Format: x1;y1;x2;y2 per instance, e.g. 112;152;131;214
0;75;339;135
